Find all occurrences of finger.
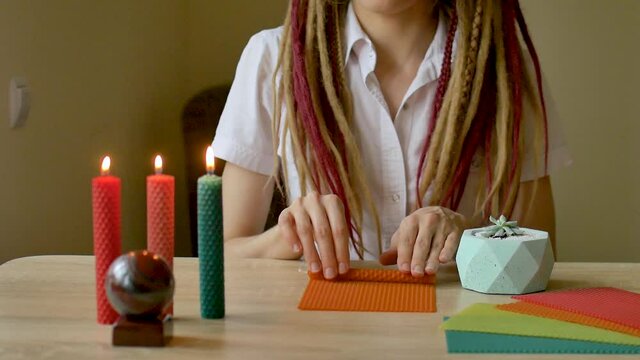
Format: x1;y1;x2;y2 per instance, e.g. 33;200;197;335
395;217;419;273
291;205;321;274
411;227;435;277
378;249;397;266
278;209;302;255
304;194;338;279
322;195;350;275
425;231;446;275
378;231;401;265
439;231;461;263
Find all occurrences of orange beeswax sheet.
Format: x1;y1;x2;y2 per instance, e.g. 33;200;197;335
497;301;640;338
299;268;436;313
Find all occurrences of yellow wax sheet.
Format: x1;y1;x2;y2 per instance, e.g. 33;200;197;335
441;303;640;346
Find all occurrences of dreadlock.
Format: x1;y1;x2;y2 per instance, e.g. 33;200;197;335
273;0;549;258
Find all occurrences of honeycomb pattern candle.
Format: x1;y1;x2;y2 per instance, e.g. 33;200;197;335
92;155;121;324
147;155;175;315
197;146;224;318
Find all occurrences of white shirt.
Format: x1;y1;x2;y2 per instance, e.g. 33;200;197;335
213;4;572;260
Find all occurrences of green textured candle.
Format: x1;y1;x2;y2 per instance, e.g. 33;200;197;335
197;147;224;319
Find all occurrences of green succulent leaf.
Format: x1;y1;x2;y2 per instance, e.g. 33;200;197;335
478;215;525;239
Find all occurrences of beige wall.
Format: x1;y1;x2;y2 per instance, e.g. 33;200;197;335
186;0;289;95
522;0;640;261
1;1;638;263
0;0;191;263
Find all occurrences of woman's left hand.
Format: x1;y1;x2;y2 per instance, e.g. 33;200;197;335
379;206;467;276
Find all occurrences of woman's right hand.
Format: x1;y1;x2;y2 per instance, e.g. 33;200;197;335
278;192;350;280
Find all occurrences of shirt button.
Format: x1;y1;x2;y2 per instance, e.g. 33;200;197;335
402;103;409;111
391;193;401;202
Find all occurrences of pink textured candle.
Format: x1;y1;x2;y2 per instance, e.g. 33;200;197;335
146;155;175;315
92;156;121;324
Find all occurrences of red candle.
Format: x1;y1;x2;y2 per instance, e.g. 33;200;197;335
146;155;175;315
92;156;121;325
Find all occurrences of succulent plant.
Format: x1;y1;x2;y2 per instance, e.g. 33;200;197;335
477;215;525;238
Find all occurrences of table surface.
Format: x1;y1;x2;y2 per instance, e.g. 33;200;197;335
0;256;638;360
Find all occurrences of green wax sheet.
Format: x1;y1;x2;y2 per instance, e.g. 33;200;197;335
445;330;640;354
441;303;640;346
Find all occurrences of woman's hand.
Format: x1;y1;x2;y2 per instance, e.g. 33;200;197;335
278;192;350;279
380;207;467;276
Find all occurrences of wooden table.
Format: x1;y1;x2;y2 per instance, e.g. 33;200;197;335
0;256;637;359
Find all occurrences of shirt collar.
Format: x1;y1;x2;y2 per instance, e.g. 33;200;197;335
343;2;368;67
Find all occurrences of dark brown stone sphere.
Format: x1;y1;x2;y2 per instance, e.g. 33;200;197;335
105;250;174;317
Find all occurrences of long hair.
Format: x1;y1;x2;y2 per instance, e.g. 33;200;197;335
272;0;549;259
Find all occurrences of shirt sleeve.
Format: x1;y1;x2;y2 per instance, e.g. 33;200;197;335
212;28;282;176
520;55;573;182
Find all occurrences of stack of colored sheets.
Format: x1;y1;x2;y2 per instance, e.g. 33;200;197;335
441;287;640;354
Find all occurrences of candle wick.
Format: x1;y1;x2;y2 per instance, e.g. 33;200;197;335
101;170;110;176
207;169;214;176
155;168;162;175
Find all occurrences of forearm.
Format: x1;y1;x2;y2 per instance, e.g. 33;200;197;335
221;163;299;259
225;225;302;260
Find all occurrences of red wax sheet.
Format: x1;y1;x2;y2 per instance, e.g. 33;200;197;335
498;301;640;338
513;287;640;331
299;268;436;312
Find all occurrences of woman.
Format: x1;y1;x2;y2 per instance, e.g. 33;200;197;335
212;0;571;279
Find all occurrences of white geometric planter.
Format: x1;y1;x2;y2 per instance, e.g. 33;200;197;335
455;228;555;295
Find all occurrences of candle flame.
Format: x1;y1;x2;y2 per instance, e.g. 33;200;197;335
206;146;215;174
101;156;111;176
154;155;163;174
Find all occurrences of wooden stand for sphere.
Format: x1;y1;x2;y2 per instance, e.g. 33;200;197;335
112;314;173;347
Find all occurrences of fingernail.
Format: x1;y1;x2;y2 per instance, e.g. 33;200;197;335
425;264;436;274
400;262;411;273
310;262;321;273
292;243;301;252
412;265;424;276
339;262;349;274
324;267;336;279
